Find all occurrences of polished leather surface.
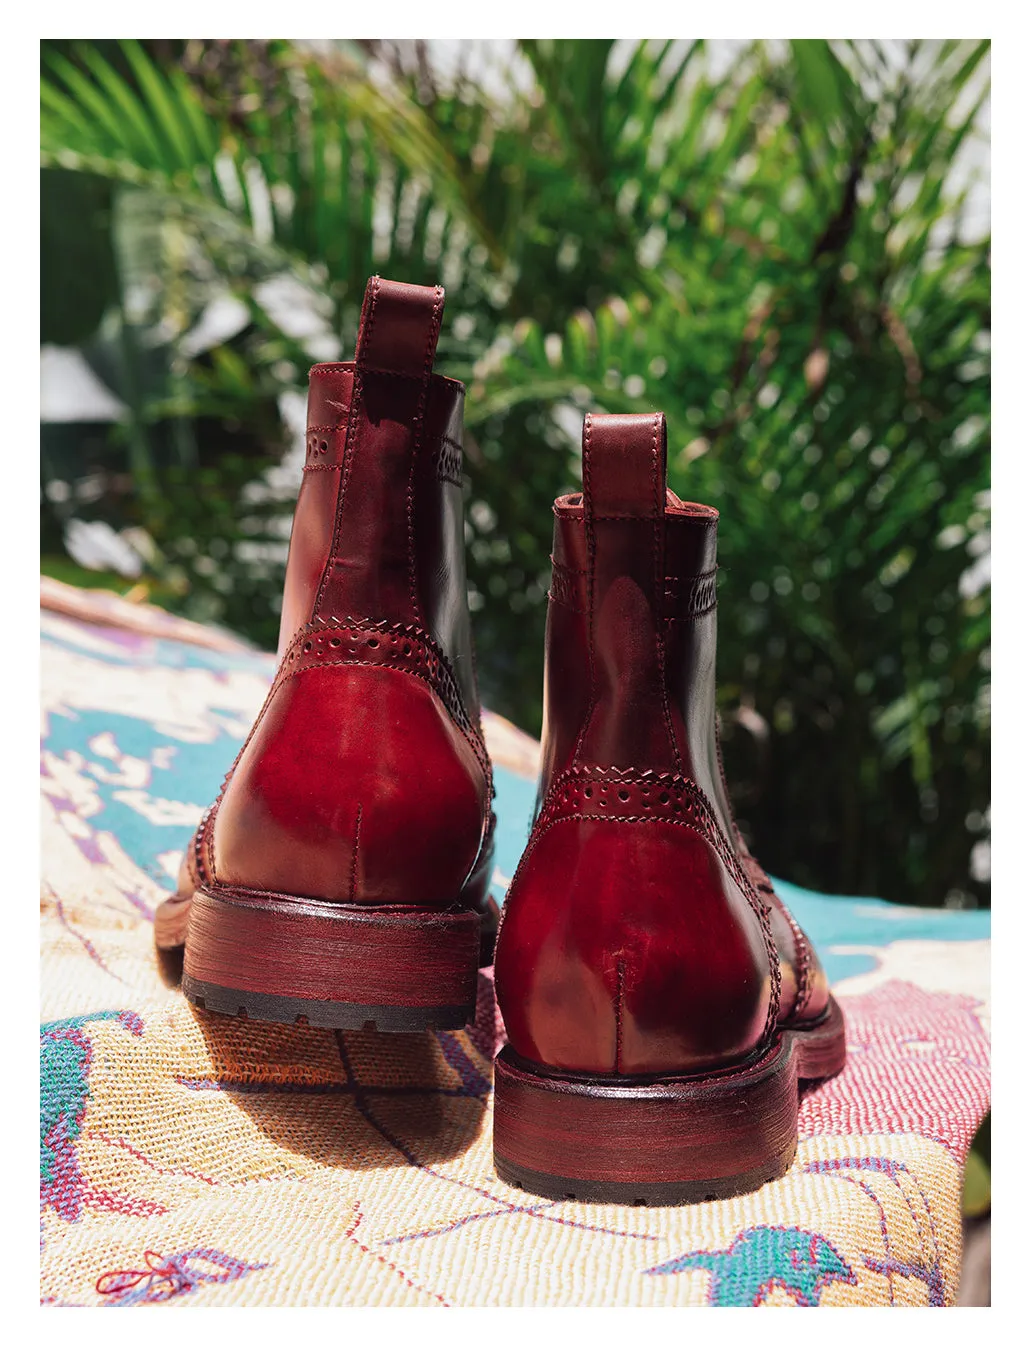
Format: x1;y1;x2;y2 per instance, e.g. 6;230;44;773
495;815;771;1075
494;412;827;1078
180;276;493;913
214;664;487;905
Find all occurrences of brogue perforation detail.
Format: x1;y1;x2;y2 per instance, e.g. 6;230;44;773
538;765;782;1052
540;767;752;896
277;616;491;784
664;568;718;618
781;903;814;1021
185;804;216;888
548;559;719;621
305;422;349;469
437;435;463;486
739;846;809;1022
202;619;491;854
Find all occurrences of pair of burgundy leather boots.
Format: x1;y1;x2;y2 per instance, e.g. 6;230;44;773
157;277;846;1205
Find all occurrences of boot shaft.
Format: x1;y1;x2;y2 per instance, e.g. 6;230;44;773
206;277;492;910
174;279;495;1034
279;277;479;722
495;410;797;1080
539;412;732;841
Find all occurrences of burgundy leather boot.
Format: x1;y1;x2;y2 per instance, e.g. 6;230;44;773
157;277;495;1031
492;412;846;1204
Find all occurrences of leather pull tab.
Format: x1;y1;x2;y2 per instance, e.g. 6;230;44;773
577;411;679;772
582;411;667;545
355;276;445;379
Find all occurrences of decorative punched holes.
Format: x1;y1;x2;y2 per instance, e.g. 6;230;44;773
540;764;782;1043
548;773;720;825
275;620;488;777
305;429;341;465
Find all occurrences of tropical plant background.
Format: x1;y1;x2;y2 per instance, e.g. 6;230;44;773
40;38;990;908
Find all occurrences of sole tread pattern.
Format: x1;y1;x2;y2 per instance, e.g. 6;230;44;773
181;974;473;1033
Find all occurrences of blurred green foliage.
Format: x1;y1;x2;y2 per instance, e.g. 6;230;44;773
962;1112;990;1219
40;38;990;906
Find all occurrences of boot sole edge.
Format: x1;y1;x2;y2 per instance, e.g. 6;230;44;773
181;887;481;1031
492;996;847;1206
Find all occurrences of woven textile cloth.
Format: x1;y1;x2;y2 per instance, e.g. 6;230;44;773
40;580;990;1307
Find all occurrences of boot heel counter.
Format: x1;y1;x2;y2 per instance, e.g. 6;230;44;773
213;663;488;906
495;815;773;1076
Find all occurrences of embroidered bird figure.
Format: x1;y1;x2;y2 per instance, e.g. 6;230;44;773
645;1225;857;1306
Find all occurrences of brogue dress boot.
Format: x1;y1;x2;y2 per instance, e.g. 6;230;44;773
492;412;846;1203
156;277;495;1031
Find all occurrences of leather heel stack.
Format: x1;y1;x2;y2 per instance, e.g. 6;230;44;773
492;1000;847;1205
181;887;481;1031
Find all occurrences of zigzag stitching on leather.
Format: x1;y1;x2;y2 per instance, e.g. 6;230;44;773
497;806;780;1060
189;805;214;889
273;656;495;828
548;558;719;620
276;616;491;782
436;436;463;486
664;568;718;618
202;622;492;884
277;616;465;709
538;766;781;1051
278;615;476;724
540;767;756;905
738;849;802;1022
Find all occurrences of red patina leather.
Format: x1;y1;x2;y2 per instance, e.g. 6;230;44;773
173;276;494;928
494;412;828;1077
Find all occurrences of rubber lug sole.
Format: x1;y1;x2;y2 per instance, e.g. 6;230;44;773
181;975;473;1032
